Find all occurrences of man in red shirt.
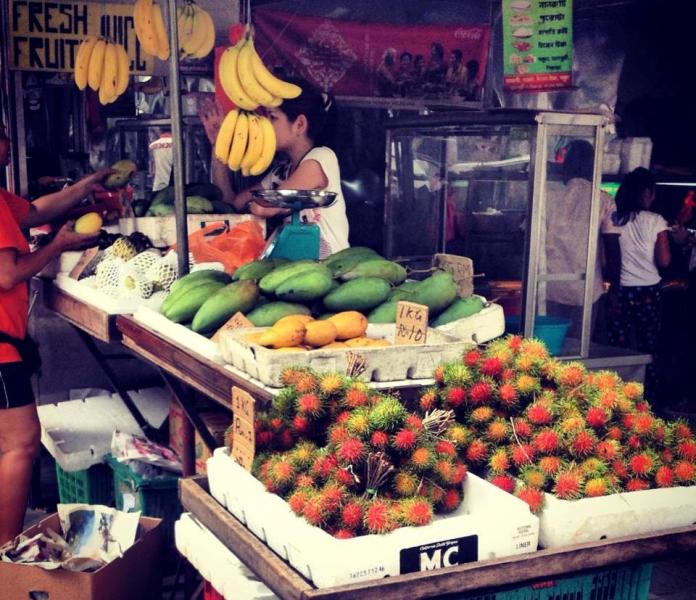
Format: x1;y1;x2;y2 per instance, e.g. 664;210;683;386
0;119;111;545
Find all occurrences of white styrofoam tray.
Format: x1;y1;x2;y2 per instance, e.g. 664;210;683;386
218;325;472;388
175;512;277;600
132;306;224;364
207;448;539;588
434;299;506;345
539;484;696;548
54;273;164;314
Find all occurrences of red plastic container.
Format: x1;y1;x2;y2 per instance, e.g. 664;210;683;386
203;581;225;600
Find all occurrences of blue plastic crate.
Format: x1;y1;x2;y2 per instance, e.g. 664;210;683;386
505;315;571;356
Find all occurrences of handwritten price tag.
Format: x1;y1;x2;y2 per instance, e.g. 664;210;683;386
212;312;254;343
68;247;100;280
230;386;256;471
395;301;429;346
435;254;473;297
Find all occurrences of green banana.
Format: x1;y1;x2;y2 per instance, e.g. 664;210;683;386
191;280;260;333
232;258;288;282
259;260;323;295
367;300;399;324
275;268;334;302
431;296;485;327
246;301;312;327
340;259;407;285
323;276;391;312
411;270;458;315
162;280;227;323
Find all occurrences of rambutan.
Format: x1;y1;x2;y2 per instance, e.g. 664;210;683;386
296;474;315;489
634;400;650;413
489;473;516;493
292;414;311;435
334;529;355;539
676;440;696;461
488;448;510;473
622;381;643;401
393;471;419;497
393;428;419;452
463;348;482;368
279;428;295;450
328;424;350;447
673;420;693;441
606;425;623;441
526;402;553;426
269;458;295;489
584;477;610;497
341;500;364;529
579;457;608;477
568;429;597;457
445;424;472;447
553;469;584;500
433;365;445;383
434;459;456;484
368;397;407;432
346;410;372;438
442;362;471;387
400;498;434;526
627;434;642;451
519;338;550;360
586;406;609;429
480;357;504;378
269;417;285;432
486;339;515;366
507;334;523;352
337;438;366;465
370;430;389;449
625;478;650;492
405;414;424;431
291;442;318;469
319;484;346;513
256;430;273;449
594;370;621;391
538;455;564;476
514;354;538;374
296;393;323;417
335;467;356;488
439;488;462;513
303;496;328;526
419;389;439;412
661;448;674;463
555;362;586;388
501;368;516;383
515;374;541;396
451;462;468;485
511;418;533;439
294;372;319;394
519;465;546;489
632;413;655;437
343;385;369;408
468;381;493;406
410;447;434;471
673;460;696;483
611;459;629;480
486;419;509;443
515;486;545;513
654;465;674;488
558;415;586;436
465;438;489;464
435;439;457;457
498;383;519;408
280;367;306;387
319;374;344;396
597;389;619;410
288;489;311;515
533;429;560;454
445;386;467;408
628;452;656;478
469;406;495;424
364;500;398;534
511;443;536;467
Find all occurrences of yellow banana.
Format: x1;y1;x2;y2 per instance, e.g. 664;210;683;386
267;95;283;107
248;39;302;99
87;39;106;91
249;115;276;176
151;3;170;60
227;111;249;171
134;0;159;57
74;36;98;90
99;42;119;103
190;6;215;59
181;4;206;56
237;39;276;107
218;44;258;111
214;108;239;164
115;44;130;95
176;5;193;57
241;113;264;172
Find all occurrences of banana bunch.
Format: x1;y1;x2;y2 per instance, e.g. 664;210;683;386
133;0;170;60
219;34;302;110
177;1;216;59
74;37;130;105
214;109;276;176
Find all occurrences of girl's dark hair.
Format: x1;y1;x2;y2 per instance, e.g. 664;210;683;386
431;42;444;59
562;139;594;182
277;79;337;148
614;167;656;225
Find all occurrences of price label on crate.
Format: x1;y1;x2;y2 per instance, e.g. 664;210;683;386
230;386;255;471
395;301;429;346
434;254;474;297
68;246;100;280
212;312;254;343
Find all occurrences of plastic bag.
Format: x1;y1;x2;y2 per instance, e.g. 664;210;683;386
176;220;265;274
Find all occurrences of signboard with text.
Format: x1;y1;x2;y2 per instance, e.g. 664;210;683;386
7;0;154;73
502;0;573;92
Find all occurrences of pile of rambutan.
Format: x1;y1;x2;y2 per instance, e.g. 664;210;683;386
420;335;696;514
241;367;468;538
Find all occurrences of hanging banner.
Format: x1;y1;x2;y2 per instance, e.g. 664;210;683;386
502;0;573;92
7;0;154;74
251;9;490;105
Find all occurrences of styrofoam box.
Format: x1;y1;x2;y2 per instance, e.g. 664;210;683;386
539;484;696;549
175;512;277;600
132;306;224;364
434;299;505;345
218;325;472;388
54;273;165;314
119;214;264;248
207;448;539;588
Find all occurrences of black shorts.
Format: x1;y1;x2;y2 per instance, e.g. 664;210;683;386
0;362;35;410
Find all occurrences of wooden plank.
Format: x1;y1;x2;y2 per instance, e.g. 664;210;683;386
44;281;117;342
180;479;696;600
179;477;313;600
116;316;274;407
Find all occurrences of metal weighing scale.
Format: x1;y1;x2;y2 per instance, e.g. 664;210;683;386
253;189;337;260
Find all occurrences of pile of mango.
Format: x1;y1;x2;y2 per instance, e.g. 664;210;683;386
158;247;485;341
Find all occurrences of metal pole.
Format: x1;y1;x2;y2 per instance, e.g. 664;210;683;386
165;0;189;277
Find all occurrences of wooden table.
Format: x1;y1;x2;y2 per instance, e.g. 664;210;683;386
180;477;696;600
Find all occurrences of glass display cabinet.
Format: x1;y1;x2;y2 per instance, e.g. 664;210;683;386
383;109;649;375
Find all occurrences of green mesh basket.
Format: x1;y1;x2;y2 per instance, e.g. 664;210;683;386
55;462;114;506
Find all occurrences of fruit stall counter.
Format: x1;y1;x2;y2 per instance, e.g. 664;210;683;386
179;476;696;600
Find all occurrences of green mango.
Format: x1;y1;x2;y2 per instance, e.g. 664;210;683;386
246;302;312;327
323;277;391;312
432;296;485;327
275;268;334;302
105;159;137;190
367;300;399;324
411;270;458;315
341;259;407;285
191;280;260;333
186;195;214;214
232;258;288;282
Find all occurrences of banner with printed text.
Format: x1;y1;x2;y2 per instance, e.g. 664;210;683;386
502;0;573;92
7;0;154;74
251;9;490;104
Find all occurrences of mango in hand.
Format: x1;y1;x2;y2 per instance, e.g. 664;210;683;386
74;212;103;234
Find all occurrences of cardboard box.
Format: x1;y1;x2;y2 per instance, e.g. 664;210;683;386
0;515;163;600
168;398;188;461
195;412;232;475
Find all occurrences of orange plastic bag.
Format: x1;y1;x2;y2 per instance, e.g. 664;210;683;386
175;220;266;274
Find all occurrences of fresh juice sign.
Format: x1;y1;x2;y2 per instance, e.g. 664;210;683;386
7;0;154;73
502;0;573;92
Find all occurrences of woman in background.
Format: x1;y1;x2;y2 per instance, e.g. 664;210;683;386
607;167;671;403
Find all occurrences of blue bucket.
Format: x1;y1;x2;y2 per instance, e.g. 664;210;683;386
504;315;571;356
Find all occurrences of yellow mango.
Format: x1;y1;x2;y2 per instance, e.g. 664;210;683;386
258;320;306;348
327;311;368;340
275;314;314;328
245;332;265;344
304;320;338;347
74;212;103;234
367;338;391;347
344;336;375;348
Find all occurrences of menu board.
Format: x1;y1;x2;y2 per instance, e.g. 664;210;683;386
502;0;573;92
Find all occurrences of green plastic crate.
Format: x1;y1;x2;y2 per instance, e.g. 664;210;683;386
55;462;114;506
447;563;652;600
106;454;181;542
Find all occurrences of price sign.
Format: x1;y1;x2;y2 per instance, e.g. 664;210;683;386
230;386;256;471
212;312;254;343
434;254;474;297
68;247;100;280
395;301;429;346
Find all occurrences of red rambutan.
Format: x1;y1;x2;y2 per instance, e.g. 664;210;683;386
526;402;553;426
400;498;434;526
489;473;516;493
568;429;597;457
469;381;493;406
451;462;468;485
673;420;693;441
632;413;655;436
673;460;696;483
511;443;536;467
480;357;504;378
328;424;350;447
498;383;519;408
538;455;563;476
445;386;467;408
341;501;364;529
393;428;419;452
654;465;674;488
439;488;462;513
292;414;311;435
335;467;356;487
364;500;398;534
296;393;323;417
596;440;620;461
433;365;445;384
334;529;355;539
465;438;489;464
419;390;439;412
435;439;457;457
611;459;629;480
552;469;583;500
344;386;369;408
511;418;533;439
256;430;273;449
628;452;656;478
288;489;311;515
515;486;545;513
370;430;389;449
586;406;609;429
279;428;295;450
319;484;345;514
337;438;365;465
676;440;696;461
625;477;650;492
464;348;482;368
606;425;623;441
533;429;560;454
303;496;328;526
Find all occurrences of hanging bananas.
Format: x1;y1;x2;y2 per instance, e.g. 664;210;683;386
133;0;170;60
214;109;276;177
218;31;302;110
177;1;216;60
74;37;131;105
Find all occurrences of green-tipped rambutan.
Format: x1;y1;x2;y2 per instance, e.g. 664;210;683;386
514;353;540;374
393;471;419;497
552;469;584;500
519;338;550;360
419;388;439;412
489;473;515;493
410;446;434;472
328;424;350;447
445;423;472;447
296;474;315;489
279;367;308;387
515;486;545;513
288;489;312;515
268;457;296;492
593;370;621;391
488;448;510;473
519;465;546;489
632;413;655;437
654;465;674;488
364;500;398;534
622;381;643;401
465;438;489;464
579;457;608;478
433;458;456;485
319;483;346;514
346;409;372;439
368;397;406;431
303;495;329;526
515;374;541;396
538;455;564;476
554;362;586;388
433;364;445;383
296;393;324;418
557;414;586;436
485;418;510;443
419;481;446;506
584;477;612;497
341;500;364;529
597;389;619;411
272;387;297;418
596;440;620;461
442;362;472;387
469;406;495;425
291;442;318;470
399;498;434;526
486;338;516;365
319;373;345;396
337;437;366;465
